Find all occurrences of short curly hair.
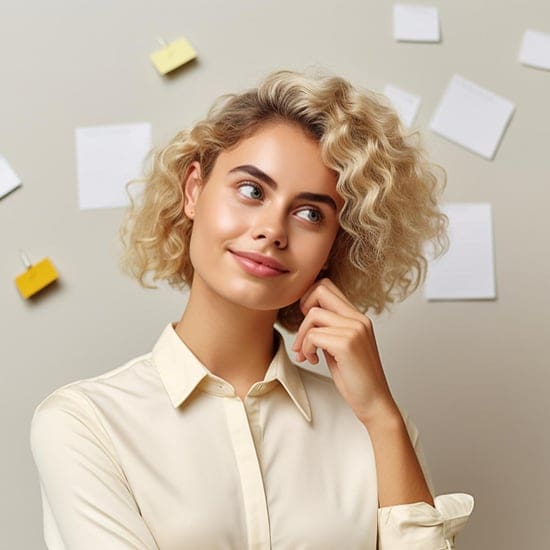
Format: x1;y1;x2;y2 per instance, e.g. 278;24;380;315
119;69;449;332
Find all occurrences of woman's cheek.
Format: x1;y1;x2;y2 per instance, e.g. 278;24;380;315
205;201;243;237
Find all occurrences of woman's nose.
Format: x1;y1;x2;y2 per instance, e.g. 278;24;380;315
251;208;288;249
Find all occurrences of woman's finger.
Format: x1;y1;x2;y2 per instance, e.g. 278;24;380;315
297;326;340;364
299;325;353;365
299;278;354;314
300;280;369;329
292;306;364;358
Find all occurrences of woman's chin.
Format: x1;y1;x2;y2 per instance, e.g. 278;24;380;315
224;293;297;313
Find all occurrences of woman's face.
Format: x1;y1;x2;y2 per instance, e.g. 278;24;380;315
183;120;344;312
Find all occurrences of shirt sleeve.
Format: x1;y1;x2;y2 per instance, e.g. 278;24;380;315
29;387;159;550
376;407;475;550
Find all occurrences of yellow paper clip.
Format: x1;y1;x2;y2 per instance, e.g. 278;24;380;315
15;250;59;299
150;36;197;75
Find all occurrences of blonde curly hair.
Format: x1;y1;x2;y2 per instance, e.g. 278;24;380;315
119;69;449;332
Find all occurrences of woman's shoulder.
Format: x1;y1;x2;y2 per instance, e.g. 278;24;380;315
31;351;156;421
294;363;421;436
293;363;350;410
29;351;163;466
293;363;335;392
294;363;332;382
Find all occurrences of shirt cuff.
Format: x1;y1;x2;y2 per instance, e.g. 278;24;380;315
377;493;474;550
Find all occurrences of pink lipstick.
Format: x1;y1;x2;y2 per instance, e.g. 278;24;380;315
230;250;288;278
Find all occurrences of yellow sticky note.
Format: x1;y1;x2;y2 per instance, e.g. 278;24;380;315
15;257;59;299
150;37;197;75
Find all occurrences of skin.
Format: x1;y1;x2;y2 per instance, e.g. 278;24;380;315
175;120;434;508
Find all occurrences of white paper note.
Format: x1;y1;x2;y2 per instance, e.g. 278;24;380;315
0;155;22;199
430;74;515;160
393;4;440;42
383;84;421;128
425;203;496;300
76;122;152;210
519;29;550;70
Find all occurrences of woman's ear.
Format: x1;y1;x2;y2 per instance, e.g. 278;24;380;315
183;161;203;220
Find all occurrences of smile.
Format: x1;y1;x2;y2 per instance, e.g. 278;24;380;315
229;251;288;278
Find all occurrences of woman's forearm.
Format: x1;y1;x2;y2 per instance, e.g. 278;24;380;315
362;404;435;508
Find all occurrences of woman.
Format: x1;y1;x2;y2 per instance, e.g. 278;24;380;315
30;69;474;549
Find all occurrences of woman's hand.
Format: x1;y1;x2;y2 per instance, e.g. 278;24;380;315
291;277;400;425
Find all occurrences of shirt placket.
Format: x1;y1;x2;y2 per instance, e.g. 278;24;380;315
223;396;271;550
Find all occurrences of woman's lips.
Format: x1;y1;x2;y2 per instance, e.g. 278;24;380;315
230;251;288;278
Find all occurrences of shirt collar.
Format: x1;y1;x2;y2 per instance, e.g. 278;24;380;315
152;322;312;422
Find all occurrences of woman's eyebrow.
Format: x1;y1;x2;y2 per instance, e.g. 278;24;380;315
228;164;337;212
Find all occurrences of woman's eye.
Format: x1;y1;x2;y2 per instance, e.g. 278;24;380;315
238;182;263;200
296;208;324;224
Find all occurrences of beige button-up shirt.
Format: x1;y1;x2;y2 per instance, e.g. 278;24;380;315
30;322;473;549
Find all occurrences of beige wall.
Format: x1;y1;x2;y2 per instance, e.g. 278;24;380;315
2;1;548;548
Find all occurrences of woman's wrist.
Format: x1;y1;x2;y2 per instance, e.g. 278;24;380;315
359;398;435;508
357;396;403;429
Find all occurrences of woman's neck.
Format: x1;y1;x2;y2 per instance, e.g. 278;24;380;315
174;278;280;395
